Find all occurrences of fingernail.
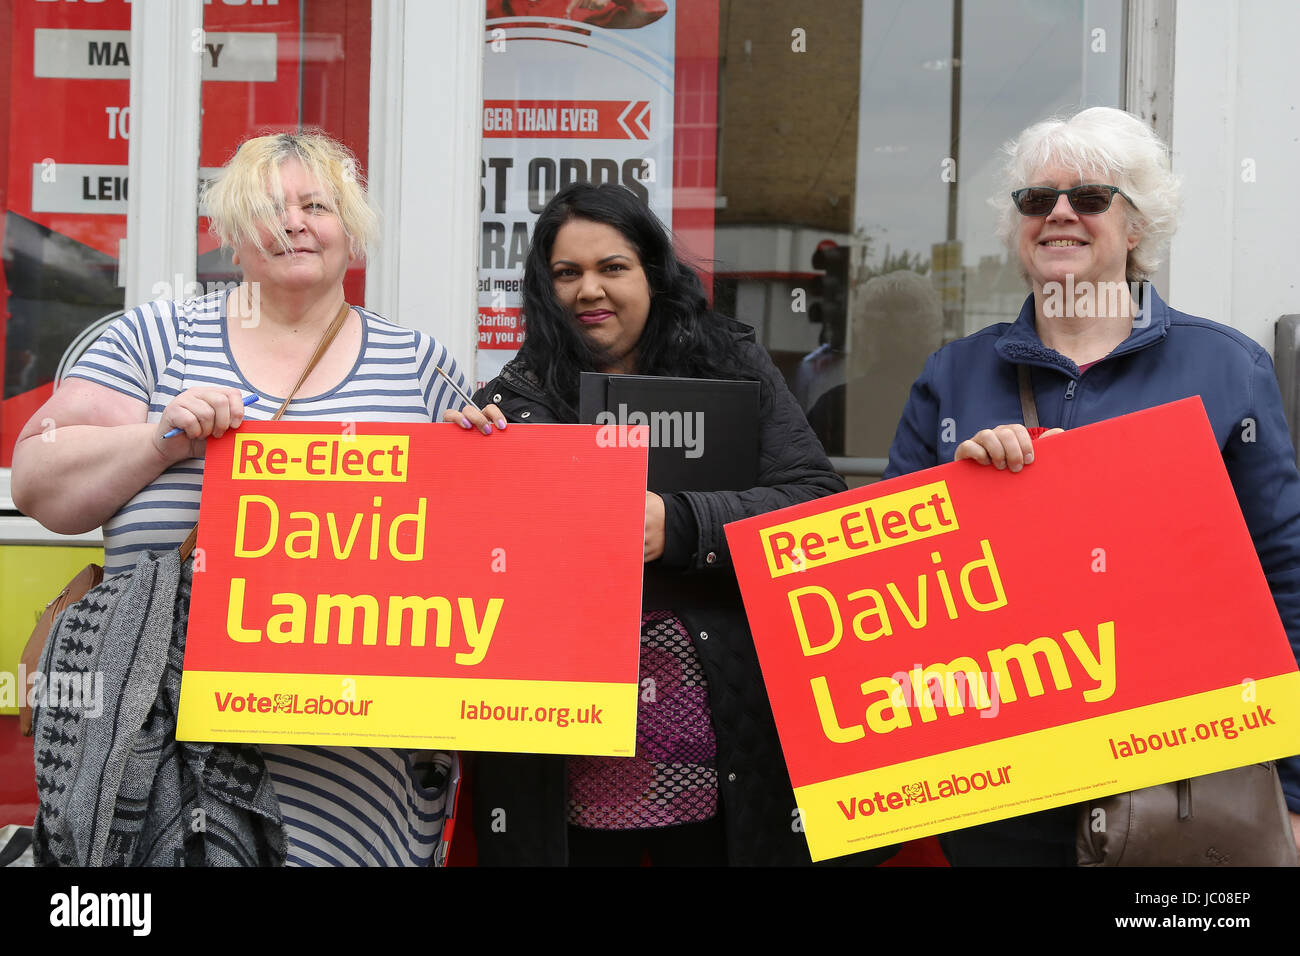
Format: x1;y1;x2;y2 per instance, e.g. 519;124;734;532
458;418;472;429
1025;452;1034;463
481;423;492;435
495;418;507;430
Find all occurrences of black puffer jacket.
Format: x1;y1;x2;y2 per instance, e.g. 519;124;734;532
469;326;859;865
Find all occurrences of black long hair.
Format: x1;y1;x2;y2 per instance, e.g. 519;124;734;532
515;182;751;411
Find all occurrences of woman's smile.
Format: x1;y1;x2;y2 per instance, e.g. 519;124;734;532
1017;164;1136;293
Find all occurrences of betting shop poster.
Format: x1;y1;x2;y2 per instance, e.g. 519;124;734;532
0;1;368;465
177;422;646;755
725;399;1300;861
478;0;676;388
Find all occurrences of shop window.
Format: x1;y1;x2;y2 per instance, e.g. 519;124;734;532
1;0;130;465
715;0;1124;465
479;0;1124;468
0;0;373;467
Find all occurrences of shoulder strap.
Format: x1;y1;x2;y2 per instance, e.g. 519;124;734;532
1017;364;1040;429
179;302;351;561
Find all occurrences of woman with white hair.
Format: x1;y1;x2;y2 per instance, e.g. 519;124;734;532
12;131;469;866
884;106;1300;864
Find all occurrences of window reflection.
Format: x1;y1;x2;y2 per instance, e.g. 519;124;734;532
714;0;1124;464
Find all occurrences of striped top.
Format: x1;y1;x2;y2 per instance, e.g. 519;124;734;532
69;291;467;575
66;289;468;867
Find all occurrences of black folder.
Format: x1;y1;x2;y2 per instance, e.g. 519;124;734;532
580;372;761;610
579;372;761;492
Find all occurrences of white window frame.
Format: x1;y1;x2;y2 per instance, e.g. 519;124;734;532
1124;0;1175;299
124;0;203;308
368;1;485;377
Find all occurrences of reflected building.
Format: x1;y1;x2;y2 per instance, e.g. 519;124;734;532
708;0;1125;464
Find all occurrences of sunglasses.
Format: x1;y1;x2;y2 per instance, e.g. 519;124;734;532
1011;184;1138;216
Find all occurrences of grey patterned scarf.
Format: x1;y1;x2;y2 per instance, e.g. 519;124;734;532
32;548;286;866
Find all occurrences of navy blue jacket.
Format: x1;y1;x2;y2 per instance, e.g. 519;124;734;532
885;287;1300;811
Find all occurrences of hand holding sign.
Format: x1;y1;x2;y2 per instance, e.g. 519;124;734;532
954;423;1064;471
444;401;509;435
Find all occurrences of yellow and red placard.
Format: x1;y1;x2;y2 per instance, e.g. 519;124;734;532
178;422;647;755
725;398;1300;861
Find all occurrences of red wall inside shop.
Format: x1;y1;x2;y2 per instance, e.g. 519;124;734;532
0;718;38;828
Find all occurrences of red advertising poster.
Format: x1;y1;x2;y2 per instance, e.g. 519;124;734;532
2;0;131;463
725;399;1300;861
477;0;717;389
2;0;369;465
178;421;647;755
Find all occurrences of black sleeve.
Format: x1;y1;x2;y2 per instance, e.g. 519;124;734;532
658;492;699;569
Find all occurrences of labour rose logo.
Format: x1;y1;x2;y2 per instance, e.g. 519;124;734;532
903;782;926;804
274;694;294;713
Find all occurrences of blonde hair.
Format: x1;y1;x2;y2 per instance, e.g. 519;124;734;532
203;131;379;259
992;107;1181;281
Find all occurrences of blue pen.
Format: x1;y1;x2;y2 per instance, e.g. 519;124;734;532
162;393;260;439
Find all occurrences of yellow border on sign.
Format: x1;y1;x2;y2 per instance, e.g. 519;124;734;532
177;670;637;754
794;672;1300;861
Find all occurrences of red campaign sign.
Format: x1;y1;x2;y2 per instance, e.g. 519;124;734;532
482;99;651;139
179;422;648;753
186;422;645;684
7;1;131;258
724;399;1300;858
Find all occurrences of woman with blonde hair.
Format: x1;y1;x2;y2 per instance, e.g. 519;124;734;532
13;131;470;866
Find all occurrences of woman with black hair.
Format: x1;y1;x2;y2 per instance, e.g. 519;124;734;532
447;181;850;865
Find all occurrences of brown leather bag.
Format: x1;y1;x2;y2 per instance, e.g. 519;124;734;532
18;563;103;735
1076;763;1298;866
17;301;352;736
